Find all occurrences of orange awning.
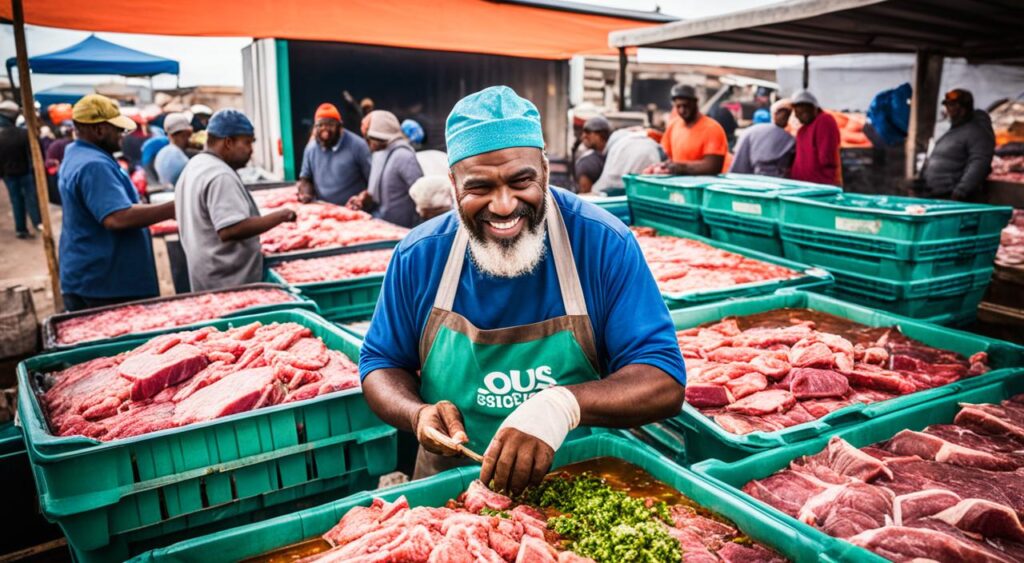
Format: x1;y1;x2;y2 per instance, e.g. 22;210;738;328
5;0;656;60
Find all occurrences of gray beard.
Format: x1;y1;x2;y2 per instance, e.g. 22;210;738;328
457;213;548;278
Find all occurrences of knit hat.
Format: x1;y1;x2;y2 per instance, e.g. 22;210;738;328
164;112;193;135
791;90;819;107
314;103;342;122
401;119;425;144
366;110;403;142
445;86;544;167
206;109;254;138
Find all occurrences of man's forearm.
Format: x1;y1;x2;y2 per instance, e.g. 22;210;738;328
668;155;724;176
361;368;427;433
297;178;315;199
567;364;684;428
103;201;175;230
218;210;291;241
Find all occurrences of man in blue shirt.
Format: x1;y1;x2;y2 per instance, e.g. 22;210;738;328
295;103;371;205
59;95;175;311
360;86;686;492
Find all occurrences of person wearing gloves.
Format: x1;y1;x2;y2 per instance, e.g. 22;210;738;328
348;110;423;228
789;89;842;186
729;98;796;178
176;109;296;291
917;89;995;201
153;112;193;186
295;103;371;206
58;95;175;311
359;86;686;493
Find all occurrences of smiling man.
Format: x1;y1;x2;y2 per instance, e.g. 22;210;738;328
360;86;686;493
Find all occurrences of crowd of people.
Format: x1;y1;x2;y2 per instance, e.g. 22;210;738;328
573;82;995;201
49;92;452;311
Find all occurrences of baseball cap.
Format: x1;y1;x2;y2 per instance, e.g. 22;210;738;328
583;115;611;132
190;104;213;116
0;100;19;116
791;90;819;107
164;112;193;135
670;84;697;100
72;94;137;132
206;109;254;138
942;89;973;108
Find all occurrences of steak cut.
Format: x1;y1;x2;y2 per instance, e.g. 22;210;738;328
887;430;1020;470
849;526;1012;563
174;367;283;425
685;384;733;408
117;343;208;400
788;368;849;399
933;498;1024;542
726;390;796;415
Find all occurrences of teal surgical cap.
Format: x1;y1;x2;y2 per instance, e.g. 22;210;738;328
445;86;544;167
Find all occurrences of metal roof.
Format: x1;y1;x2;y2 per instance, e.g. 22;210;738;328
609;0;1024;65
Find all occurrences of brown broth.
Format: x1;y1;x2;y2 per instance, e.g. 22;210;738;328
242;538;331;563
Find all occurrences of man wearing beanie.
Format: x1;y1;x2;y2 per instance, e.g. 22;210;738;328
347;110;423;228
359;86;685;491
58;94;175;311
295;102;371;205
176;109;296;291
789;89;842;186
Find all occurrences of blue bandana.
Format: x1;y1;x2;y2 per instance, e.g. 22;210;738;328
445;86;544;167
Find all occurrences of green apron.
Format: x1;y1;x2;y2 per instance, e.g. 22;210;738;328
414;191;602;478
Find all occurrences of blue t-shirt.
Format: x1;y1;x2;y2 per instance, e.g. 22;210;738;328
58;140;158;299
360;187;686;386
299;131;371;205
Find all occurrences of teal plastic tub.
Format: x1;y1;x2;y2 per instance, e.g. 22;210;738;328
336;318;372;341
778;193;1012;244
262;238;400;263
703;183;840;256
781;224;1001;279
662;290;1024;464
17;309;397;563
132;434;829;563
580;194;631;225
692;369;1024;563
633;223;834;309
823;266;992;320
264;245;392;323
624;174;721;236
41;283;318;351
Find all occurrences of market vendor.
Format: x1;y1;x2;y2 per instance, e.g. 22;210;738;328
649;85;730;176
176;109;296;291
916;89;995;201
359;86;686;492
295;103;371;205
58;94;176;312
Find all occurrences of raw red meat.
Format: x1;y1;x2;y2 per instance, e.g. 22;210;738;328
684;384;733;408
743;396;1024;562
462;479;513;513
789;368;849;399
716;541;787;563
54;287;298;346
271;248;394;284
39;322;360;441
725;372;768;400
631;228;797;295
726;390;796;415
259;199;408;255
117;343;208;400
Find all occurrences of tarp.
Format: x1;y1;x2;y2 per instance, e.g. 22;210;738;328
0;0;656;60
6;34;179;76
35;84;92;108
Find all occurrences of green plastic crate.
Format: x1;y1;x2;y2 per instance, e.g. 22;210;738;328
662;290;1024;464
335;318;372;341
17;309;397;562
262;238;400;263
778;192;1012;243
824;266;992;320
703;183;841;256
580;194;631;224
633;223;834;308
692;369;1024;563
719;173;840;191
41;283;319;351
625;174;719;236
132;434;829;563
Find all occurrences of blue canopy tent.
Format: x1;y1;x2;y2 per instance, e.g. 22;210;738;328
5;34;179;108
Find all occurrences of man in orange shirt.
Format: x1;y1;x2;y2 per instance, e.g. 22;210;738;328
655;85;730;175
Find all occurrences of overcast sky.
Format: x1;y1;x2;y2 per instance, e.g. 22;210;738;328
0;0;793;91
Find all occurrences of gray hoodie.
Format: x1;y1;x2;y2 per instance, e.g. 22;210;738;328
920;110;995;200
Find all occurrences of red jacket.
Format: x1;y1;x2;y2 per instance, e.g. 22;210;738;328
790;111;842;186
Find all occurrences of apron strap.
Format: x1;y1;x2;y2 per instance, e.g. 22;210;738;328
432;189;589;319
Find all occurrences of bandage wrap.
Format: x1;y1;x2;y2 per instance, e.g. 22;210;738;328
497;386;580;451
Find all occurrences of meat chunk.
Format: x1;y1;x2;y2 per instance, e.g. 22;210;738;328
117;343;208;400
463;480;513;513
174;367;284;425
685;384;734;408
849;526;1012;563
726;390;796;416
788;368;849;399
887;430;1021;471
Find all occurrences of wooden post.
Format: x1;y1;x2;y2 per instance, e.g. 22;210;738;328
12;0;63;312
802;54;810;89
617;47;627;112
904;51;944;180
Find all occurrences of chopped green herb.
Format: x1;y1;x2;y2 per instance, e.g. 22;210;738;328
522;474;681;562
480;507;510;518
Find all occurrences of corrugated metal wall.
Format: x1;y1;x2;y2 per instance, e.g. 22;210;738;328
286;41;569;173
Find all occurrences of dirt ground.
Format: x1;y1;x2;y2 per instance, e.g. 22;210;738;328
0;179;61;320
